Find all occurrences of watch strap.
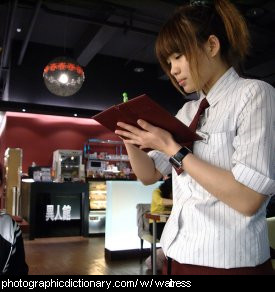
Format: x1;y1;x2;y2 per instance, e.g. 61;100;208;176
169;147;191;171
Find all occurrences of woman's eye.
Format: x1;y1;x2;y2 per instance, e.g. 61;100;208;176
175;54;182;60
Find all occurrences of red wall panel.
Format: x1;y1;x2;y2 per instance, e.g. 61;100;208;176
3;112;118;173
0;114;7;206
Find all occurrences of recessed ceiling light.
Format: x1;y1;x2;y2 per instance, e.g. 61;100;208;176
22;109;26;112
134;67;144;73
16;28;22;33
246;7;264;18
74;113;78;117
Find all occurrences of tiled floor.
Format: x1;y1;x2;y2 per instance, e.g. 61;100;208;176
24;236;152;275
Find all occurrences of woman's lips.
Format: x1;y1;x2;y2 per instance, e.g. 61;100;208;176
178;79;186;87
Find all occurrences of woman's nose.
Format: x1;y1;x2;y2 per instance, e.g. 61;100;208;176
170;63;179;77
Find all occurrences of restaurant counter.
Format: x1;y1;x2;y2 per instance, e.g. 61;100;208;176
21;181;89;240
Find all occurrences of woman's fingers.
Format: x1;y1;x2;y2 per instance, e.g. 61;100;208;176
115;129;133;139
115;128;142;146
137;119;155;132
116;122;144;135
116;120;169;151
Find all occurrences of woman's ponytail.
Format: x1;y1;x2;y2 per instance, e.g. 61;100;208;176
214;0;250;62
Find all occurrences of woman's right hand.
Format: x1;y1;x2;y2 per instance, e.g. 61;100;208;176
115;119;181;157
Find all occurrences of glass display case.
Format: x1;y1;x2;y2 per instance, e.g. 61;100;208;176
88;181;106;234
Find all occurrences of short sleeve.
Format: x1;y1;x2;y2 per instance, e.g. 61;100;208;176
148;150;172;176
232;81;275;195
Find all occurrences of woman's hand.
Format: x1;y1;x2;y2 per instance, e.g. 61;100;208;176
115;119;181;156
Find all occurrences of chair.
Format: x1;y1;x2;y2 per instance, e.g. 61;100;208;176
267;217;275;270
136;203;159;266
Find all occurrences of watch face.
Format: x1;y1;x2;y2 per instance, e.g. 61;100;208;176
175;151;185;162
169;156;182;169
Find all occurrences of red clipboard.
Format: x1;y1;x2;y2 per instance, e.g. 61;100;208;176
92;94;202;145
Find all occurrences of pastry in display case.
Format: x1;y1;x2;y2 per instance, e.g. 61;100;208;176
89;181;106;210
88;181;106;234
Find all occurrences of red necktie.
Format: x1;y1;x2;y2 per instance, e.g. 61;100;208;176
185;97;209;150
189;97;209;132
174;98;209;175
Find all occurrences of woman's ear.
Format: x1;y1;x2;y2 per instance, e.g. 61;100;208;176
206;35;220;57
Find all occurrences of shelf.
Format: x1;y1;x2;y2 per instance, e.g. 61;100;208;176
106;158;129;162
103;170;120;173
90;190;107;194
87;158;129;162
88;138;124;145
86;178;136;181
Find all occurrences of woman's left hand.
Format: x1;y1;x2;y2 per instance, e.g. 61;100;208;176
115;119;180;156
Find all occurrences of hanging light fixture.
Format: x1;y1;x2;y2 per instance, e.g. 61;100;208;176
43;56;85;96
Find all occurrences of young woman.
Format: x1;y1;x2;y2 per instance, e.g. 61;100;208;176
149;175;173;240
115;0;275;274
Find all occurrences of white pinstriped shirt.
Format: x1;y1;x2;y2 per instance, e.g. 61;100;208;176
148;67;275;268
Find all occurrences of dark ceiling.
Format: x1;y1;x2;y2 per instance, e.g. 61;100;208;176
0;0;274;118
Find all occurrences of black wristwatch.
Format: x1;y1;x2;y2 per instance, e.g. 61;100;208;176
169;147;192;169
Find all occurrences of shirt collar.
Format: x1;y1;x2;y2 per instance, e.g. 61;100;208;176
198;67;239;106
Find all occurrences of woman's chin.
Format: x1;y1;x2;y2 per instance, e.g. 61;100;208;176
182;86;195;94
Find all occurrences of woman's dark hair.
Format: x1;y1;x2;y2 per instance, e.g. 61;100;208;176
159;176;172;199
155;0;250;93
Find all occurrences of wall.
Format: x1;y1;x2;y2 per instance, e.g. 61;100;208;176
0;112;7;206
0;112;7;162
3;112;119;173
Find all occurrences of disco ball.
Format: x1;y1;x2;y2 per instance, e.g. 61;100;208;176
43;57;85;96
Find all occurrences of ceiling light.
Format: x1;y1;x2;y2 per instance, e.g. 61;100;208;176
22;109;26;112
43;56;85;96
74;113;78;117
134;67;144;73
58;73;69;84
246;8;264;18
16;28;22;33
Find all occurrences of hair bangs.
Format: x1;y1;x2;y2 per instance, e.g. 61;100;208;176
156;18;189;74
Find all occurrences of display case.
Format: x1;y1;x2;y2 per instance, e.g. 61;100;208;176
84;139;134;180
88;181;106;234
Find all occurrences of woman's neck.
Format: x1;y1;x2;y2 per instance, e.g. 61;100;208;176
202;62;230;95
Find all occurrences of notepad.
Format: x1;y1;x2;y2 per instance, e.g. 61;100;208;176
92;94;202;145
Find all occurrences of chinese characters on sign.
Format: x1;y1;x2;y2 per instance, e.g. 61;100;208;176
45;205;72;221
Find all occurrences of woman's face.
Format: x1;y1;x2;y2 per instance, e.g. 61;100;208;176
167;53;195;93
167;48;215;94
